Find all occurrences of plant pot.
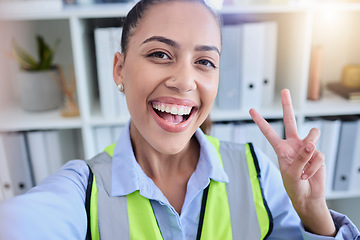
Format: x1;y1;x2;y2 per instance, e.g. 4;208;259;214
17;68;63;112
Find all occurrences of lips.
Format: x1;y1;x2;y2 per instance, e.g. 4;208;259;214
149;98;197;133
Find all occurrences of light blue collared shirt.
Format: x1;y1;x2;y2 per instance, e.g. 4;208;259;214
0;122;359;239
110;122;228;239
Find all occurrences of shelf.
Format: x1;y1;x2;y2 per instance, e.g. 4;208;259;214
222;2;360;14
326;190;360;200
0;104;82;132
310;1;360;12
210;109;254;122
2;1;360;21
304;89;360;117
89;102;129;127
63;2;135;19
0;2;68;21
220;4;308;14
210;108;284;122
210;99;286;122
0;2;135;21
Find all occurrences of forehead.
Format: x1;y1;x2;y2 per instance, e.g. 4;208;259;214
130;1;221;50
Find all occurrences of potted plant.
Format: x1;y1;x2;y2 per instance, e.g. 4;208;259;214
11;35;63;112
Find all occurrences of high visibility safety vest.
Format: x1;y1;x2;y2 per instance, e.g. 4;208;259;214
85;136;273;240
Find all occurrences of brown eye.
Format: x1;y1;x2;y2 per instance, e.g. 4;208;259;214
196;59;216;68
148;51;170;59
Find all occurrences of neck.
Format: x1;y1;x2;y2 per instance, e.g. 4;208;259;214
130;122;200;214
130;122;199;181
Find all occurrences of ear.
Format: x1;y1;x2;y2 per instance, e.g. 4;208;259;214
113;51;125;86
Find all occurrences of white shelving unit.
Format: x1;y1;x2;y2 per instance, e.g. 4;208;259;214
0;1;359;226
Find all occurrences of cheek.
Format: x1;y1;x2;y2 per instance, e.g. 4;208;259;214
196;76;218;127
123;66;162;114
124;62;163;89
124;67;149;96
122;74;146;117
200;75;219;105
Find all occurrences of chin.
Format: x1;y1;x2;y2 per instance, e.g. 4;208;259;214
152;132;195;155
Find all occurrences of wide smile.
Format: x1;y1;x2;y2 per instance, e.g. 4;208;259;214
149;99;198;133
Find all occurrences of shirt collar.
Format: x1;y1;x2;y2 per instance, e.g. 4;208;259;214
110;121;229;197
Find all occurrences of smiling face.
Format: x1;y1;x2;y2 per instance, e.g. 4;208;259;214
113;1;221;155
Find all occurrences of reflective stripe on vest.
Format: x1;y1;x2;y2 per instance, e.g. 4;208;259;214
86;136;272;240
205;135;272;239
245;142;272;239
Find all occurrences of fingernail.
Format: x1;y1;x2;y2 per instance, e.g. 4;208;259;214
301;174;308;180
306;143;314;152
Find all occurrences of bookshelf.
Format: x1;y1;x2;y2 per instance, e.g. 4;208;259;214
0;1;360;226
0;104;82;132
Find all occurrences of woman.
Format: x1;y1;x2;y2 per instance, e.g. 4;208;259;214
0;0;359;239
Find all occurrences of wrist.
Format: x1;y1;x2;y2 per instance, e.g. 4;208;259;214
294;199;337;236
293;197;327;217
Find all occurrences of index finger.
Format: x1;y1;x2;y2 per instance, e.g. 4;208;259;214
249;108;282;148
281;89;298;139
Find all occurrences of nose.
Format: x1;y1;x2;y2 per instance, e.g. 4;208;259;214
165;63;197;93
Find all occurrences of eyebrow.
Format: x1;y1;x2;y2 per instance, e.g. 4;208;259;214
141;35;220;55
195;45;220;55
141;36;179;48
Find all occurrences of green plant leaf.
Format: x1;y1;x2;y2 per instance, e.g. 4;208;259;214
37;35;52;70
11;38;38;70
45;38;61;70
12;35;60;71
37;35;46;70
40;37;60;70
41;47;52;70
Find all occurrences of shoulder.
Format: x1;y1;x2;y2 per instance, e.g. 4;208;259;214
87;151;112;169
0;159;90;208
0;159;90;239
44;159;90;193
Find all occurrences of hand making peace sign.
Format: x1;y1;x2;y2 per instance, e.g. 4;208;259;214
249;89;336;237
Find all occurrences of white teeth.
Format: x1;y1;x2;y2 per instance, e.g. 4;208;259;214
152;103;192;116
170;106;177;115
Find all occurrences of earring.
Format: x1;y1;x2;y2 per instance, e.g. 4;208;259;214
117;83;124;92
